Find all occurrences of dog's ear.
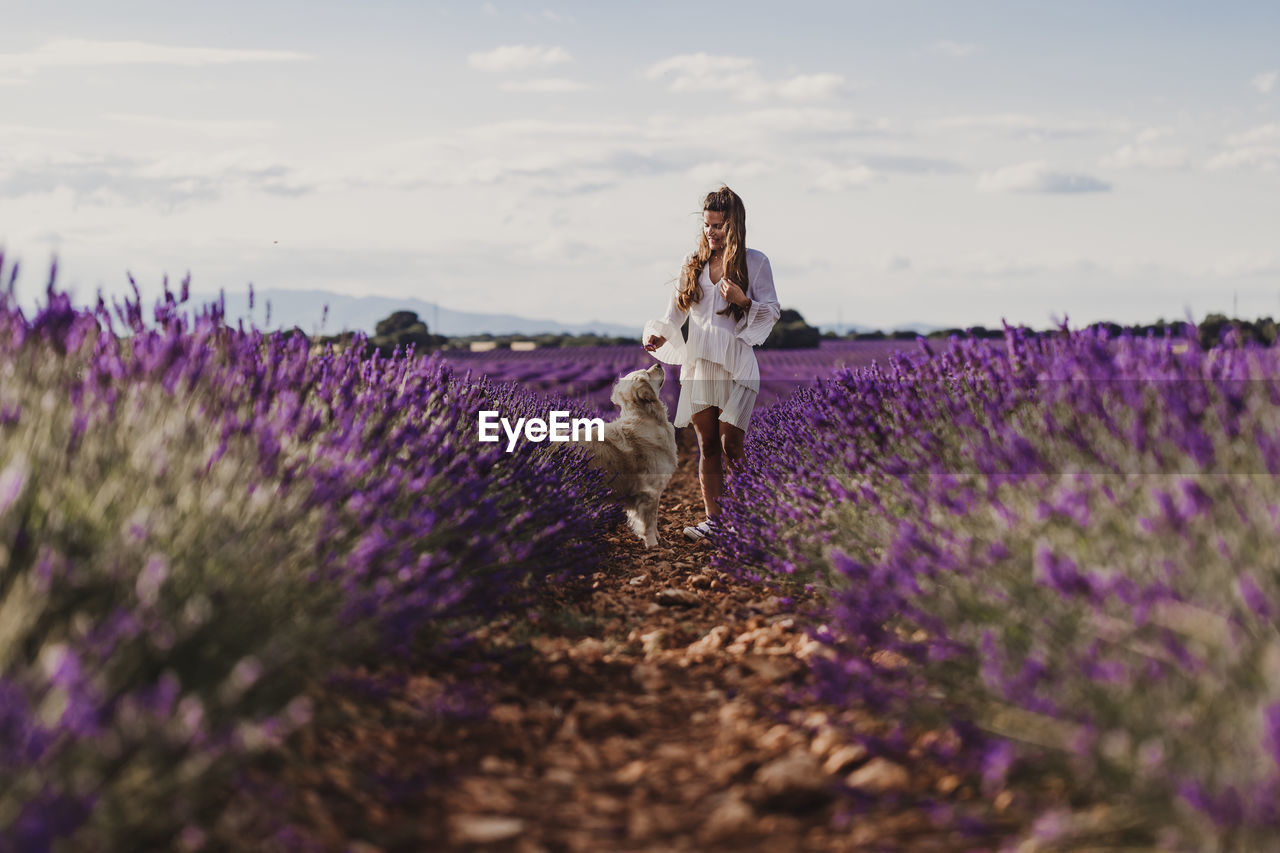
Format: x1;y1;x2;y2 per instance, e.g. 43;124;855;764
633;377;658;404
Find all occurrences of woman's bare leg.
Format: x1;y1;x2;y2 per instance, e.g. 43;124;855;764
690;406;723;519
719;421;745;478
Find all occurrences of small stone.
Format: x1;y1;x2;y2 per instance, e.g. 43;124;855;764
629;574;648;586
753;751;830;810
702;793;755;841
687;625;730;656
759;724;798;752
571;638;605;659
656;588;700;607
627;808;655;840
453;815;525;844
640;629;665;656
544;767;575;786
808;727;839;758
822;744;868;774
845;757;910;793
632;662;665;691
870;649;910;670
615;760;647;785
750;597;782;615
739;654;790;682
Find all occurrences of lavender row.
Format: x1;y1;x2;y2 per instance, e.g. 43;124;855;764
0;257;616;850
716;327;1280;848
439;339;917;415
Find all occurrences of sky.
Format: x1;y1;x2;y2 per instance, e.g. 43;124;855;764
2;0;1279;332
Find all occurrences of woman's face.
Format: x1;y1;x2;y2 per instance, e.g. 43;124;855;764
703;210;728;253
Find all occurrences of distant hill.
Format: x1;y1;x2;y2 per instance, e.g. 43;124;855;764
187;288;640;338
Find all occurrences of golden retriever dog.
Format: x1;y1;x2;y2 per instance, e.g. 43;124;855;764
579;363;678;548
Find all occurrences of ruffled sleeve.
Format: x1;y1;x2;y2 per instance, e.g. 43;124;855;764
642;277;688;365
735;251;781;347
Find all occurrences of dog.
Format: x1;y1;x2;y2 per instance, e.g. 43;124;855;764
577;363;678;548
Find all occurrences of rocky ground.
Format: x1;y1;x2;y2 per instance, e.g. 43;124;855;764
271;431;1022;852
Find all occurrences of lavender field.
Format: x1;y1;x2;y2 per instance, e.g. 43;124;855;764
439;339;918;416
719;330;1280;849
5;257;1280;850
0;260;619;850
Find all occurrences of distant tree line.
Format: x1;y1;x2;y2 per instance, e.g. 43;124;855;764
305;309;1280;357
312;310;636;357
447;331;639;349
910;316;1277;350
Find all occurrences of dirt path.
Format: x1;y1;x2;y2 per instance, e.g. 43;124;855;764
278;433;1001;852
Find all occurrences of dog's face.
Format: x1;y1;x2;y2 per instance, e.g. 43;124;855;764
611;363;665;413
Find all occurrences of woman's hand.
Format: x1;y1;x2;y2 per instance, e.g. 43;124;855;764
719;278;749;309
644;334;666;352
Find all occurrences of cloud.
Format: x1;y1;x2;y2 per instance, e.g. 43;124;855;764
686;160;773;184
1225;124;1280;146
773;73;845;100
738;108;890;136
467;44;571;72
940;254;1075;279
861;154;963;175
977;161;1111;193
527;233;594;262
811;163;879;190
1252;71;1278;95
646;53;846;102
1100;127;1188;169
357;125;686;195
882;255;912;272
500;77;589;93
0;39;309;81
932;40;980;58
348;109;902;198
0;153;311;206
929;113;1110;140
103;113;276;139
1202;252;1280;278
1206;123;1280;172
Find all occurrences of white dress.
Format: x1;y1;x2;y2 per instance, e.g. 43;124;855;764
643;248;782;431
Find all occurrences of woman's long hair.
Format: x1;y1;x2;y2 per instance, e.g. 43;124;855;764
677;186;748;322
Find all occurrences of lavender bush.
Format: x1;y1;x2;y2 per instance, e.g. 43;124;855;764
718;327;1280;849
0;256;615;850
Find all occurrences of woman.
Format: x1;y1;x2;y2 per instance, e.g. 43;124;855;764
643;186;781;541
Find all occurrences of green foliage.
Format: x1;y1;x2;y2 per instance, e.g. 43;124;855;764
1197;313;1278;349
762;308;821;349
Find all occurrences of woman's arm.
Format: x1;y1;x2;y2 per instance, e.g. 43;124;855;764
642;279;689;365
734;252;782;347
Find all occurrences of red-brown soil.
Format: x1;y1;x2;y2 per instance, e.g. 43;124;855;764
265;431;1018;852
